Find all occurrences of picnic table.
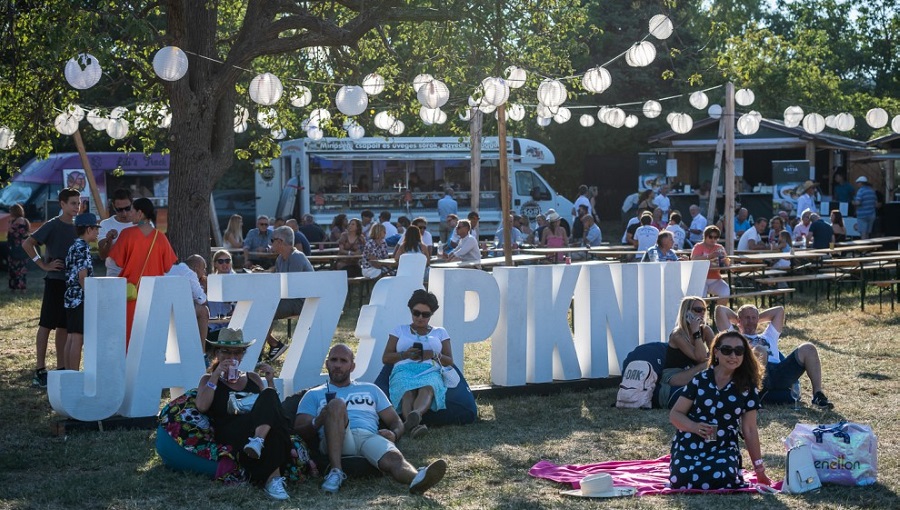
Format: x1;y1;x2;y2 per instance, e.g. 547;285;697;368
307;254;361;269
821;253;900;310
835;236;900;248
431;253;545;269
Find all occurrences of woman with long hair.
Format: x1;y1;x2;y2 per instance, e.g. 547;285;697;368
360;223;390;279
830;210;846;243
658;297;712;408
329;213;347;242
337;217;365;276
223;214;244;249
6;203;31;291
540;210;568;262
394;222;428;263
669;331;770;489
109;197;177;348
767;215;785;246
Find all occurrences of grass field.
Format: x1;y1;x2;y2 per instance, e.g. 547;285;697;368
0;272;898;509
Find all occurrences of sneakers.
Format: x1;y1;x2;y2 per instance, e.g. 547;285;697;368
403;410;421;435
410;424;428;439
264;476;289;500
243;436;264;459
32;368;48;388
409;459;447;495
321;468;347;494
266;341;288;362
812;391;835;410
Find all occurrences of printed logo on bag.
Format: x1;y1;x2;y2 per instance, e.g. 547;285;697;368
815;455;861;471
616;360;657;409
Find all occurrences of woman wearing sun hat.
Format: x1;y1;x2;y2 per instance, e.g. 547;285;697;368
540;209;568;262
195;328;294;500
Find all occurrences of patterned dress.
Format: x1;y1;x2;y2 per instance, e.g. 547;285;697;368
669;368;761;490
7;219;29;290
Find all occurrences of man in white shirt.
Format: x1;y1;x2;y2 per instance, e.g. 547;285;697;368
380;210;399;237
166;254;209;345
97;188;136;277
796;181;817;217
572;184;593;217
793;209;812;243
446;220;480;264
688;205;707;244
633;212;660;253
653;184;671;216
666;211;687;249
737;217;769;251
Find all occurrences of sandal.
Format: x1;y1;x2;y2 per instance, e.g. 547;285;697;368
403;410;421;433
410;424;428;439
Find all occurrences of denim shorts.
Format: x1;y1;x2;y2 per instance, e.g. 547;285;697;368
763;350;805;390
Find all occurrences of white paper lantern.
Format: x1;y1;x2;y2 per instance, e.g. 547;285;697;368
835;112;855;132
582;66;611;94
412;74;433;92
481;77;509;107
689;91;709;110
106;118;129;139
537;116;551;127
152;46;189;81
290;86;312;108
64;53;102;90
420;107;446;125
109;106;129;120
783;106;804;127
0;126;15;150
537;79;566;107
362;73;385;95
257;108;277;129
670;112;693;134
459;109;472;121
87;109;108;130
536;104;555;119
307;126;324;140
642;100;662;118
737;113;760;135
606;108;626;128
507;104;525;121
335;85;368;116
65;104;86;122
625;115;639;128
892;115;900;134
54;113;79;136
734;88;754;106
865;108;888;129
347;124;365;139
748;110;762;121
249;73;283;106
666;112;677;124
478;103;497;114
417;79;450;109
802;113;825;134
234;105;249;128
374;111;394;130
708;104;723;119
271;128;287;140
552;107;571;124
505;66;527;88
597;106;610;124
388;120;405;135
467;95;481;107
825;115;837;129
579;114;595;127
625;41;656;67
300;118;316;131
309;108;331;124
234;122;248;134
649;14;674;40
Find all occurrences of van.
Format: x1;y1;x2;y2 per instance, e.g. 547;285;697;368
261;136;574;239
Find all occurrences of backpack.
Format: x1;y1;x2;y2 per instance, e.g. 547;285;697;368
616;360;658;409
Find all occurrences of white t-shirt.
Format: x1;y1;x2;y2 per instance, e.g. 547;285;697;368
653;193;671;213
574;195;592;215
634;225;660;252
382;221;399;238
689;214;708;243
737;228;762;251
391;324;450;366
621;217;639;244
98;216;134;277
742;323;782;364
666;224;686;249
166;263;207;304
796;194;815;217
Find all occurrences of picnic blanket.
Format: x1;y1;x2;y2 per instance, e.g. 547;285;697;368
529;455;782;496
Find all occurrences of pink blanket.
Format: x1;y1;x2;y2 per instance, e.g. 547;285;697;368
529;455;782;496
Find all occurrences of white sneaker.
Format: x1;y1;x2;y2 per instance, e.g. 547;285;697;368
264;476;289;500
243;436;264;459
321;468;347;494
409;459;448;495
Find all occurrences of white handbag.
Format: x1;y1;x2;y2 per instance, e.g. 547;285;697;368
782;443;822;494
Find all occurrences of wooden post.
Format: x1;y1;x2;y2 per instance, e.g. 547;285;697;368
724;82;736;254
470;109;483;213
706;120;726;222
72;129;108;219
498;104;512;266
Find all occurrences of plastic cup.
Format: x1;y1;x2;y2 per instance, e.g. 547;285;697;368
705;424;718;442
225;362;240;383
325;391;336;403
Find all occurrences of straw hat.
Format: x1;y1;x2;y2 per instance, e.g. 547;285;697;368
546;210;561;222
559;473;636;498
206;327;256;348
797;180;817;194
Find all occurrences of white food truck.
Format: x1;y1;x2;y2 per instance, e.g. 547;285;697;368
259;136;575;239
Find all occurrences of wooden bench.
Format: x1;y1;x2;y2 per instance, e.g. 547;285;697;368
869;280;900;312
703;288;795;309
755;273;843;302
346;276;377;307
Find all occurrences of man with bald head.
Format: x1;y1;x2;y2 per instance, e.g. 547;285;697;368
295;344;448;495
166;254;209;344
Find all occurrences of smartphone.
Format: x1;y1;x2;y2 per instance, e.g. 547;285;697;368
684;312;697;323
412;341;423;360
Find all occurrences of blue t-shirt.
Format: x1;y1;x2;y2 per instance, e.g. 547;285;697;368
854;186;877;218
297;381;392;440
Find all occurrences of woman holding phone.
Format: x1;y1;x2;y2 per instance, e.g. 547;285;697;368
381;290;453;439
657;296;712;408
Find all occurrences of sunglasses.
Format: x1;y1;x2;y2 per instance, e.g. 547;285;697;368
411;310;432;318
717;345;746;356
258;223;269;227
707;235;720;240
115;205;132;212
691;307;706;313
215;258;232;264
219;349;245;356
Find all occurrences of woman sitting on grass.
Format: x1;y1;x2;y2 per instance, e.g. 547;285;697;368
657;296;711;408
381;290;453;439
668;330;770;489
195;328;294;500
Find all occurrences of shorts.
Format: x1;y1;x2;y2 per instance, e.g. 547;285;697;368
657;367;688;409
274;298;304;319
705;278;730;298
65;303;85;334
856;216;874;235
320;427;398;466
39;278;68;330
764;350;805;390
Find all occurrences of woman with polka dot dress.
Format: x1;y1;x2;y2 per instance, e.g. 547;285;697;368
668;331;771;489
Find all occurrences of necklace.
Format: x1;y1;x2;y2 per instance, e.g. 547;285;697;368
137;220;149;226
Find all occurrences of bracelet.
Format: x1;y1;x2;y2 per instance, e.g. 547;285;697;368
206;381;217;390
32;254;41;263
753;459;765;467
692;331;702;340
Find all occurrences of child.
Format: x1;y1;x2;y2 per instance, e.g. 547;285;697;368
64;213;100;370
771;230;793;270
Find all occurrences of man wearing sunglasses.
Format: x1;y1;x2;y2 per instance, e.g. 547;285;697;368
714;304;834;409
98;188;136;277
243;215;273;270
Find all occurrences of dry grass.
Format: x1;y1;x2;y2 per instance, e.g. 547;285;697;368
0;275;898;510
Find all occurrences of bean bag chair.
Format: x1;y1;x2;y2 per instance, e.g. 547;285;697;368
157;389;315;483
374;363;478;426
621;342;668;409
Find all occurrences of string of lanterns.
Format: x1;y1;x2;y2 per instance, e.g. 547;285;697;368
1;13;898;152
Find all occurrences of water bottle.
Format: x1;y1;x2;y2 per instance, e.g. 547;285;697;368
649;250;658;262
717;252;724;267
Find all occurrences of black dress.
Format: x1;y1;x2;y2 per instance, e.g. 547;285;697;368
208;378;292;484
669;368;761;489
